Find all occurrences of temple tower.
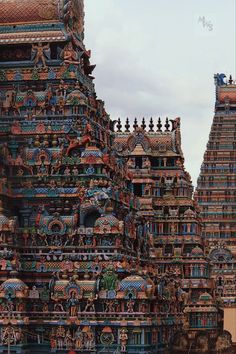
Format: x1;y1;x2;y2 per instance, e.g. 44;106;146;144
0;1;156;353
195;74;236;341
115;118;220;351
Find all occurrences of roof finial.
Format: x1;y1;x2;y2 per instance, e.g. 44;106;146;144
149;117;154;132
116;118;122;132
141;117;146;130
125;118;130;132
157;117;162;132
165;117;170;131
133;118;138;130
229;75;233;85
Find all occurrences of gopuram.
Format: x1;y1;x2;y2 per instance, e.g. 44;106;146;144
114;119;224;353
0;1;233;353
196;74;236;343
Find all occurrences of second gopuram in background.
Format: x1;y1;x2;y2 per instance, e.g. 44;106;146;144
195;74;236;342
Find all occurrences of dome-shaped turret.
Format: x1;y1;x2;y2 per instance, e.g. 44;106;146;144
120;275;147;292
0;278;28;298
199;291;213;302
191;245;204;257
94;213;121;234
0;201;10;231
81;146;103;158
0;214;9;230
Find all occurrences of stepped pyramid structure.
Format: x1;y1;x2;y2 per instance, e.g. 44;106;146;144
195;74;236;342
0;1;230;353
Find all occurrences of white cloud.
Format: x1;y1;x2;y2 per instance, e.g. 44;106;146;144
84;0;235;186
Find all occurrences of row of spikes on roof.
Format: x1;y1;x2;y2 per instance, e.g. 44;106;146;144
115;117;177;133
228;75;235;84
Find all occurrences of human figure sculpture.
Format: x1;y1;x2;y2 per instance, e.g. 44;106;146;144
38;231;49;246
143;157;151;168
62;42;80;64
127;298;135;313
105;300;115;313
84;327;95;351
100;265;118;291
32;43;50;68
2;326;17;345
127;157;135;169
29;285;40;299
75;328;83;349
170;117;180;131
84;293;97;312
64;0;84;35
119;328;128;352
215;331;232;352
50;334;57;350
66;134;91;156
65;329;73;349
56;326;65;350
67;291;79;317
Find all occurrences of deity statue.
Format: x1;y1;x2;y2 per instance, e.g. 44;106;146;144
127;298;135;313
61;42;80;65
75;327;83;349
127;157;135;169
64;0;84;35
105;300;115;313
170;117;181;131
215;331;232;352
37;161;48;176
67;291;79;317
119;328;128;352
143;157;151;168
2;326;17;345
84;293;98;312
100;265;118;291
84;326;95;351
65;329;73;349
50;332;57;350
32;43;50;68
29;285;40;299
56;326;66;350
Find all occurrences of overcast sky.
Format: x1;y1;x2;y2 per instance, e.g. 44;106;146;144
84;0;236;187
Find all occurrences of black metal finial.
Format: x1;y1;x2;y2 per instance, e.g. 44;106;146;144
125;117;130;132
229;75;233;85
133;118;138;130
149;117;154;132
141;117;146;130
117;118;122;132
165;117;170;131
157;117;162;131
